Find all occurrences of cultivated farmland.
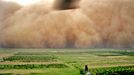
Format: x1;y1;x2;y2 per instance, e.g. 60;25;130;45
0;49;134;75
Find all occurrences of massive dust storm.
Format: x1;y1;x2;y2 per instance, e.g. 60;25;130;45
0;0;134;48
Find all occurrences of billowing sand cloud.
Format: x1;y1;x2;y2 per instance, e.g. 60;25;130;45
81;0;134;48
0;0;21;29
0;0;134;48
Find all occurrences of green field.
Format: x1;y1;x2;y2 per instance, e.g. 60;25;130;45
0;48;134;75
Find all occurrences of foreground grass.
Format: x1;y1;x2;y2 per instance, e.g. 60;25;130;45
0;48;134;75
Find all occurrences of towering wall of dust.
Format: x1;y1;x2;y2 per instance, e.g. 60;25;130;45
0;0;134;48
81;0;134;48
54;0;80;10
0;0;21;30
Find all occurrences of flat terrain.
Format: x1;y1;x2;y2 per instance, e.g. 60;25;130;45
0;48;134;75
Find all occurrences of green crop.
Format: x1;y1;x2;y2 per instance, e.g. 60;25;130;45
3;55;57;62
0;64;68;69
88;66;134;75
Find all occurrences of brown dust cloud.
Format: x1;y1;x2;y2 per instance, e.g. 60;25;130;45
0;0;134;48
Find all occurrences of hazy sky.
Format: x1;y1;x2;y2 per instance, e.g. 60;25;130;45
4;0;40;5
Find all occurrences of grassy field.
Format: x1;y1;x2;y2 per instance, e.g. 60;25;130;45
0;48;134;75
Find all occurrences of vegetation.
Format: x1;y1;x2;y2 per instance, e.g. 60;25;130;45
0;64;68;69
0;49;133;75
90;66;134;75
2;55;57;62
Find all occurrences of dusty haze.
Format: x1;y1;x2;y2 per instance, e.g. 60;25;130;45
0;0;134;48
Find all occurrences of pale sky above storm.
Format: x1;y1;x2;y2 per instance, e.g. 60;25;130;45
4;0;52;6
